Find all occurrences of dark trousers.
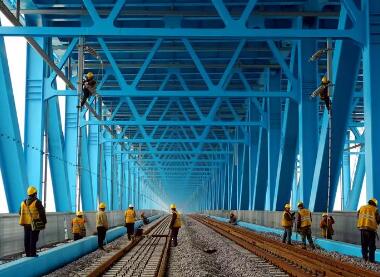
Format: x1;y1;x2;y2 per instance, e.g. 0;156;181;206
125;223;135;240
170;228;180;247
300;227;315;248
97;227;107;248
73;233;83;241
80;88;91;108
24;226;40;257
361;229;376;262
282;227;292;244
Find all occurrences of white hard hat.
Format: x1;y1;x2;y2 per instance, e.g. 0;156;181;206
129;204;134;208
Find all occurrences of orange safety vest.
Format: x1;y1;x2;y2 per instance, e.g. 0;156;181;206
19;200;40;225
172;211;181;228
357;204;378;231
299;208;312;228
125;209;136;223
281;211;293;227
72;217;85;234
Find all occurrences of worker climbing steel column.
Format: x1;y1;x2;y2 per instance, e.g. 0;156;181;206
71;211;86;241
357;198;380;263
125;204;137;240
169;204;181;247
77;71;96;109
281;204;295;245
296;202;315;250
96;202;108;250
19;186;47;257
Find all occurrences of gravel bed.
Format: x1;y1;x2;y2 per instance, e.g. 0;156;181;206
167;216;287;277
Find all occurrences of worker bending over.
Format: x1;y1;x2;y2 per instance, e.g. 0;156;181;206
19;186;47;257
78;72;96;109
320;213;335;239
141;212;150;225
357;198;380;263
96;202;108;250
281;204;295;245
229;212;238;225
72;211;86;241
125;204;137;240
169;204;181;247
296;202;315;250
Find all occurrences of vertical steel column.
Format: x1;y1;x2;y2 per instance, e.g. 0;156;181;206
342;132;351;209
79;125;94;211
248;101;260;210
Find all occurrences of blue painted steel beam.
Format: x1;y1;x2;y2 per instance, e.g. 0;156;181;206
83;120;263;127
342;132;351;210
80;125;95;211
346;143;365;211
0;32;27;212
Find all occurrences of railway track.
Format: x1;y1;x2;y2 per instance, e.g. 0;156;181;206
74;216;171;277
191;214;380;277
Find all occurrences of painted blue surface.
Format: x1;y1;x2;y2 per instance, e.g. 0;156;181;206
209;215;380;262
0;215;161;277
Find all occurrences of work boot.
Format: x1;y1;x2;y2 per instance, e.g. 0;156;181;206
302;245;307;250
311;244;316;250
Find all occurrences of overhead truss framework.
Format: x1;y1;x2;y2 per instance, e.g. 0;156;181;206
0;0;376;213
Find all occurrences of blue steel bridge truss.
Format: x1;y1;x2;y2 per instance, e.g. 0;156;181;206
0;0;378;214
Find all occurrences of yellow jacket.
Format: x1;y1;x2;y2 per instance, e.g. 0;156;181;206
125;209;136;224
96;211;108;228
357;204;379;231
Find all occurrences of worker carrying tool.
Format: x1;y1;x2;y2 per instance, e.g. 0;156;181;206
320;213;335;239
229;212;238;225
125;204;137;241
96;202;108;250
169;204;181;247
310;75;332;112
72;211;86;241
357;198;380;263
296;202;316;250
19;186;47;257
281;204;295;245
77;71;97;109
141;212;150;225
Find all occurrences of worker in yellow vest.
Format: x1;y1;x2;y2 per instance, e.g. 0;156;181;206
96;202;108;250
72;211;86;241
281;203;295;245
19;186;47;257
357;198;380;262
169;204;181;247
125;204;137;240
296;202;315;250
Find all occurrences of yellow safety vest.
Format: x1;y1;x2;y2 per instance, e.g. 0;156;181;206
125;209;136;223
299;208;312;228
357;204;378;231
96;211;108;228
172;211;182;228
281;211;293;227
19;200;40;225
72;217;85;234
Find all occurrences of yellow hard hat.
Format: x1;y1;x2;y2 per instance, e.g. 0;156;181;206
370;198;378;206
170;204;176;209
284;204;291;209
76;211;84;216
297;201;304;207
27;186;37;196
321;75;328;84
99;202;106;209
86;72;94;79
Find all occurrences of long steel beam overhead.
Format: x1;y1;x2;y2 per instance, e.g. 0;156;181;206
84;120;263;127
118;150;231;155
105;139;247;144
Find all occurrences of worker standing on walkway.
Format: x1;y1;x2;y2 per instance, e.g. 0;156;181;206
19;186;47;257
296;202;315;250
96;202;108;250
169;204;181;247
281;204;294;245
72;211;86;241
320;213;335;239
357;198;380;263
77;72;96;109
125;204;137;241
229;212;238;225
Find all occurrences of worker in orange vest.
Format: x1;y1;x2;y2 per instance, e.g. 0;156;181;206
125;204;137;240
296;202;315;250
72;211;86;241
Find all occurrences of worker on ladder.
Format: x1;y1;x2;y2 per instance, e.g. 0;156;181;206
71;211;86;241
125;204;137;241
96;202;108;250
169;204;181;247
77;71;96;109
357;198;380;263
296;202;315;250
281;204;295;245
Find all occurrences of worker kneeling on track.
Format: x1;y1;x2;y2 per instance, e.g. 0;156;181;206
96;202;109;250
229;212;238;225
125;204;137;241
169;204;181;247
72;211;86;241
281;204;295;245
19;186;47;257
296;202;315;250
357;197;380;263
141;212;150;225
